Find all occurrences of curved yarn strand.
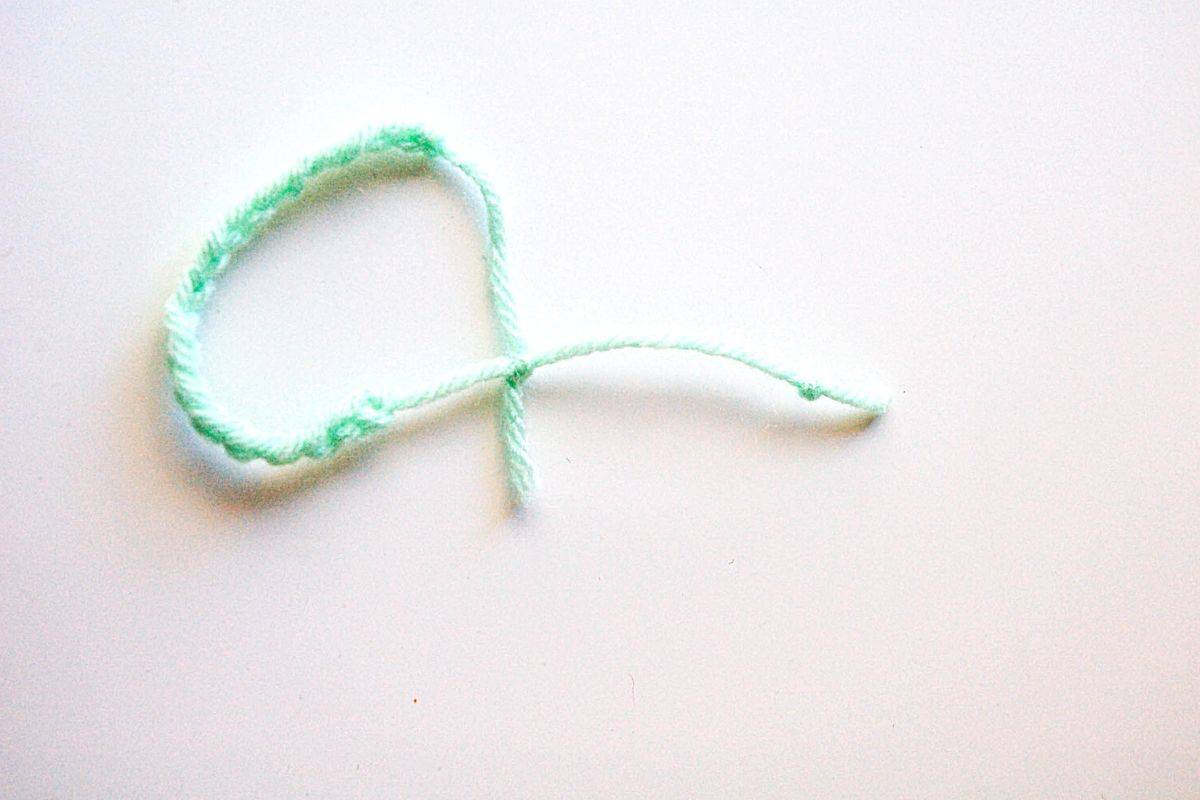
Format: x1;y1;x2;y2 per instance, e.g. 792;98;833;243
164;126;890;504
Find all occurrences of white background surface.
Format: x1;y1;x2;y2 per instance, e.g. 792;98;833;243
2;2;1197;797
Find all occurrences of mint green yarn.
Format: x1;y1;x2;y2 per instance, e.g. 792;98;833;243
164;125;890;505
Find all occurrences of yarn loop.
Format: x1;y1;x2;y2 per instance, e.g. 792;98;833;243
164;125;890;505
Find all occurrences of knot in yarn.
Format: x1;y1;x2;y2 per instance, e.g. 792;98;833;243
796;383;823;401
506;357;533;384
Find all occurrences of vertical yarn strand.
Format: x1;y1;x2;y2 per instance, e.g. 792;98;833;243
456;159;535;505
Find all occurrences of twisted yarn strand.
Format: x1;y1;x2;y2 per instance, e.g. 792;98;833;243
164;126;890;502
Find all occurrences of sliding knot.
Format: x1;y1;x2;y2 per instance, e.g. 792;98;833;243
163;124;890;510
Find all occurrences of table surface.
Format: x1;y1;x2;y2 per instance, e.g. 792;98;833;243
2;3;1197;797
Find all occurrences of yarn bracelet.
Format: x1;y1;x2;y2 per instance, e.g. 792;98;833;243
164;126;890;506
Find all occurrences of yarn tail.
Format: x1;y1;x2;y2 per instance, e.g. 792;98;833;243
499;375;534;506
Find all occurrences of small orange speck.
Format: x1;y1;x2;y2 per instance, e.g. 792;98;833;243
413;698;418;703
